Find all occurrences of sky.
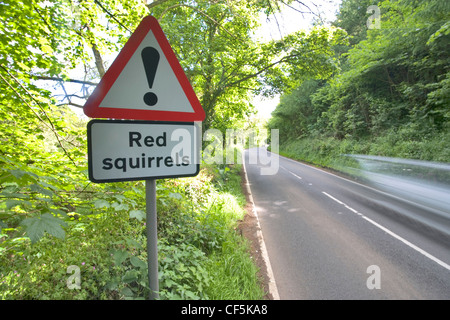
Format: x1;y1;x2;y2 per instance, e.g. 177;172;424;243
253;0;342;119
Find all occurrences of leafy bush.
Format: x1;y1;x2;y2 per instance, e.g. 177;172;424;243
269;0;449;165
159;241;211;300
0;210;138;300
1;164;264;300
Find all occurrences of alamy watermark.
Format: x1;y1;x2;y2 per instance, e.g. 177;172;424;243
367;5;381;30
366;265;381;290
66;265;81;290
203;128;279;175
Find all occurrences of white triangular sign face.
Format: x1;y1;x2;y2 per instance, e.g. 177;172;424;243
83;16;205;122
99;31;192;113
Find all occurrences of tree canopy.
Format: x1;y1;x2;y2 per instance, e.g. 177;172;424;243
269;0;449;161
0;0;345;245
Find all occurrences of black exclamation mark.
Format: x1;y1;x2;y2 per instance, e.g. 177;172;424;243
141;47;160;106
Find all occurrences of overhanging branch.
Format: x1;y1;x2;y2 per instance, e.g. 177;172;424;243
34;76;98;86
226;53;300;88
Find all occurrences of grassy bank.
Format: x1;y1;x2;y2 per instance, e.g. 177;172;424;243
0;164;264;300
278;129;450;171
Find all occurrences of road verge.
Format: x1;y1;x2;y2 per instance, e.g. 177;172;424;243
240;157;280;300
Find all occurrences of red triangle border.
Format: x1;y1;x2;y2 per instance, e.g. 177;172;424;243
83;16;205;122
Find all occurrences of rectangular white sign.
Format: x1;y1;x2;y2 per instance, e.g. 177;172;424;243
87;120;200;182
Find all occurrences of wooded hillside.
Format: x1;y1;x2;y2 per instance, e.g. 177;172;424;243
269;0;449;164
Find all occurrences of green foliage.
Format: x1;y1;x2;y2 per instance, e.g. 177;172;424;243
0;115;88;247
159;241;211;300
269;0;449;163
333;0;383;46
2;0;286;300
279;128;450;171
20;213;67;244
0;0;363;301
1;165;264;300
268;79;324;140
205;236;264;300
0;209;140;300
146;1;347;130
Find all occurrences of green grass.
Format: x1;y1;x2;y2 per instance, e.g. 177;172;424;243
277;128;450;172
201;169;264;300
1;163;265;300
205;236;264;300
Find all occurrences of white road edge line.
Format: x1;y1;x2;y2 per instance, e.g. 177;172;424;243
322;191;450;272
243;153;281;300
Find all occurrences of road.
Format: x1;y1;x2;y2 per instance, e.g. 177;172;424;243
243;148;450;299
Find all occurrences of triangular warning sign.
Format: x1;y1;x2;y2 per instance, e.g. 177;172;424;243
83;16;205;122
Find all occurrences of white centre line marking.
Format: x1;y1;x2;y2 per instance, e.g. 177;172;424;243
286;169;302;180
322;191;344;205
281;166;303;180
362;216;450;271
321;191;450;271
323;191;361;215
290;172;302;180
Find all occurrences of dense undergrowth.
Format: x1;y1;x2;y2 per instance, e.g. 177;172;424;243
268;0;449;169
277;127;450;171
0;164;264;300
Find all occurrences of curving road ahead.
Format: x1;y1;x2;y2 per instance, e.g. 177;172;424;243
244;148;450;299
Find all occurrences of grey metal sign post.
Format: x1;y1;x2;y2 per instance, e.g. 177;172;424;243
146;179;159;300
83;16;205;300
87;120;200;299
